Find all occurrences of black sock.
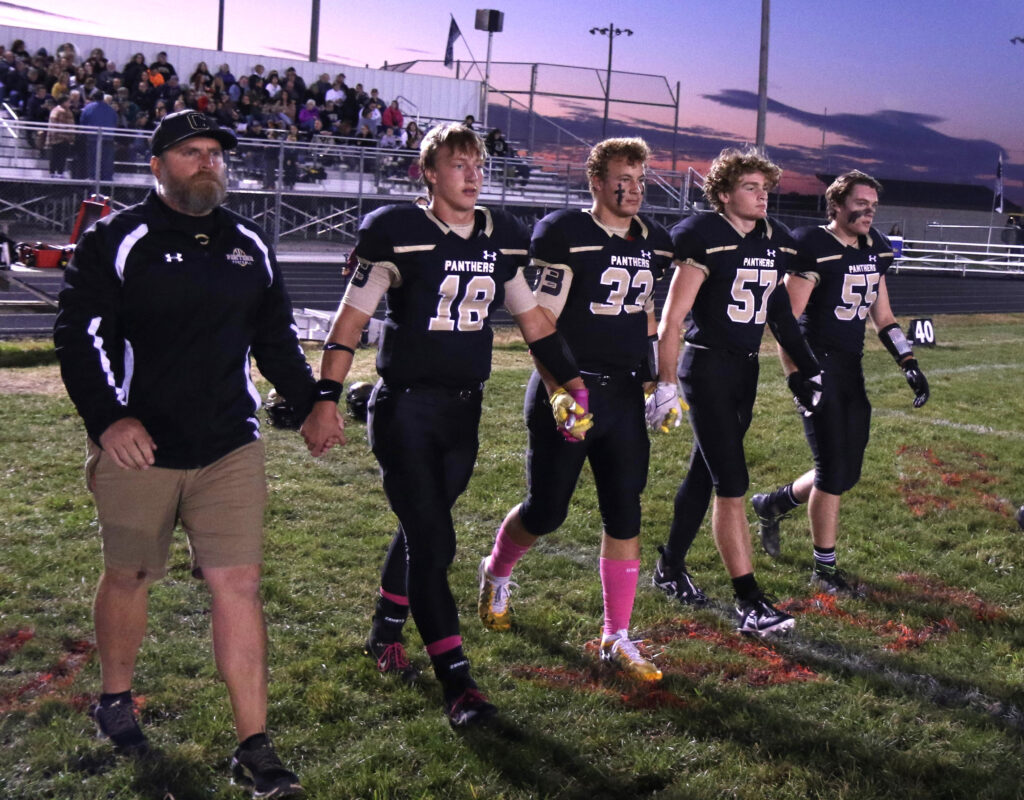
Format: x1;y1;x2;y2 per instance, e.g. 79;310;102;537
767;483;801;515
238;732;270;751
370;594;408;643
99;690;132;707
431;647;475;703
813;546;837;571
657;544;685;571
732;573;760;602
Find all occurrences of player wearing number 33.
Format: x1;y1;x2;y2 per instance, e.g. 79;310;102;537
750;171;929;595
647;147;824;637
300;123;586;728
478;138;673;682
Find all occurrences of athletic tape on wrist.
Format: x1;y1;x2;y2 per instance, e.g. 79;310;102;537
878;323;913;364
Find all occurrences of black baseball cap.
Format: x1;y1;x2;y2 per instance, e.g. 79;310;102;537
150;109;237;156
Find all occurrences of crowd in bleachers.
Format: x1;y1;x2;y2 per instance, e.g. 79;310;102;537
0;36;534;188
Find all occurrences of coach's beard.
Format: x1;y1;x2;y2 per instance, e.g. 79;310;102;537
163;171;228;216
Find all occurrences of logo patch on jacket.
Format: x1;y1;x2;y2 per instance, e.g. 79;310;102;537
226;247;255;267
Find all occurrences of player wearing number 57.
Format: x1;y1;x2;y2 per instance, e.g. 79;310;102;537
300;123;586;728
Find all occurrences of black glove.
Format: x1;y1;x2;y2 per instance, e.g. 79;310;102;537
902;358;929;408
787;370;823;417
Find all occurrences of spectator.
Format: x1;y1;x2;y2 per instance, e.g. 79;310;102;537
320;99;341;132
405;120;423;151
309;72;331;104
157;74;183;108
485;127;509;157
190;62;212;92
132;79;155;114
381;99;403;131
265;72;281;100
46;94;75;176
297;98;319;133
358;103;380;137
228;74;249;104
123;54;147;91
462;114;477;130
249;63;266;89
149;51;176;81
86;47;107;73
340;84;362;129
80;88;118;180
98;61;121;94
325;75;346;105
278;91;297;125
365;87;385;111
283;67;306;101
215;63;235;90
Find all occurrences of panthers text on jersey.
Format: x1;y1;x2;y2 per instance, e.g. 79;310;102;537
532;209;673;372
351;203;530;387
789;225;894;354
671;213;797;355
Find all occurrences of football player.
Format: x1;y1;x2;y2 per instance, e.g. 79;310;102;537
750;171;929;593
646;147;823;637
477;137;672;681
300;123;588;728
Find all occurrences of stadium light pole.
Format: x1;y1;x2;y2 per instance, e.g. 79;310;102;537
590;23;633;139
755;0;770;153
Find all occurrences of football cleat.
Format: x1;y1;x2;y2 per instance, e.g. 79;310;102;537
230;734;304;798
477;558;516;632
600;630;663;682
445;688;498;729
652;546;708;606
89;698;149;757
810;565;863;597
735;594;795;637
751;493;787;559
365;636;420;684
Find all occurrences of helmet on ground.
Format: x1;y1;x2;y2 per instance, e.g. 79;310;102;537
264;389;301;429
346;381;374;421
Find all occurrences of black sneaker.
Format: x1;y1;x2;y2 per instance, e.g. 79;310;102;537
365;636;420;685
89;698;149;756
230;734;304;798
810;565;862;597
735;594;795;637
751;493;787;559
652;546;708;606
445;688;497;729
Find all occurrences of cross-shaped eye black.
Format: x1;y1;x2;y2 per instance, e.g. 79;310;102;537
614;183;625;206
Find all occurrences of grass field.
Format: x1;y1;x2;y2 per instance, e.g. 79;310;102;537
1;313;1023;800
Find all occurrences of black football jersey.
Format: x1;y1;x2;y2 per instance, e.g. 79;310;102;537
352;203;530;386
672;213;796;354
790;225;894;354
533;210;672;372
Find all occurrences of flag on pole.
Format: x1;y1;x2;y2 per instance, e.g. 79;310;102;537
995;153;1004;214
444;16;461;68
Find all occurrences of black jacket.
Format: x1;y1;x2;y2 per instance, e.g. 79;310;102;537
54;191;314;468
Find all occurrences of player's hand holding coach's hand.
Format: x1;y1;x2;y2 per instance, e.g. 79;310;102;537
550;386;593;442
645;381;688;433
99;417;157;470
300;402;347;457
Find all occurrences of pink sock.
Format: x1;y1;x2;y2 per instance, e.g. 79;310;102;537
600;557;640;637
486;521;531;578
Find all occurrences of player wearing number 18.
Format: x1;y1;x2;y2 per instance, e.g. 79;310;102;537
751;171;929;594
300;123;586;728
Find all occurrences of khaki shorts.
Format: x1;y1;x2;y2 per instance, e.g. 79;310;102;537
86;439;268;579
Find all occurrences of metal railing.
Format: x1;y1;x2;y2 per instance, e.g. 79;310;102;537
892;237;1024;275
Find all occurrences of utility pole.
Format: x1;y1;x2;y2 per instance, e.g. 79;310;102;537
589;23;633;139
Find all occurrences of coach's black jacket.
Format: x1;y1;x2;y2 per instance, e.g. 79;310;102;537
54;191;314;469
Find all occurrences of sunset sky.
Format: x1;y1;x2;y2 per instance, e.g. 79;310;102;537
5;0;1023;201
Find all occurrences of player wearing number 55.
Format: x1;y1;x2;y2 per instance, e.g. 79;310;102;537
751;171;929;594
300;123;586;728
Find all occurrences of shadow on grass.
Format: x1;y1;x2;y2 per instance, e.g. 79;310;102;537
66;746;218;800
0;345;58;368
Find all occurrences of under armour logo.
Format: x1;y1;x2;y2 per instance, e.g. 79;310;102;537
868;255;877;262
164;252;183;263
640;250;651;259
766;249;776;258
482;250;497;262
